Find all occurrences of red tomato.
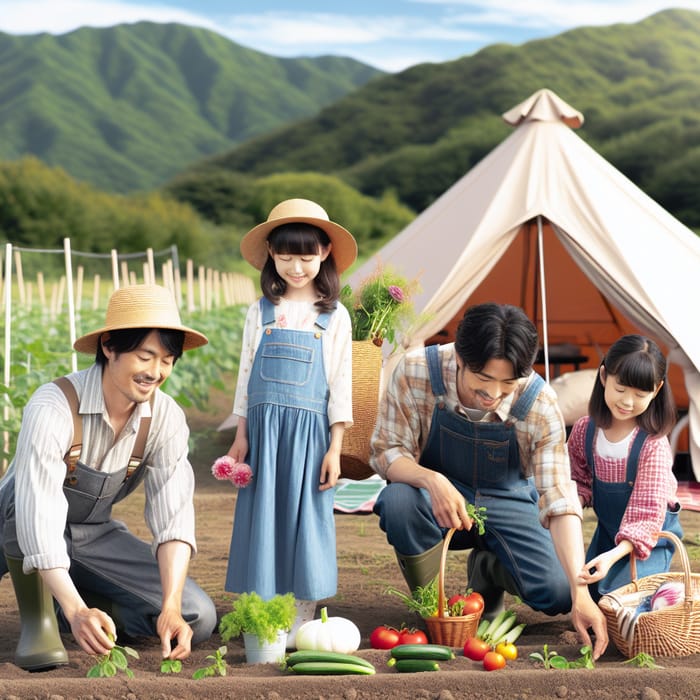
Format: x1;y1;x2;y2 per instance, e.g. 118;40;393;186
495;641;518;661
463;636;491;661
448;591;485;616
369;625;401;649
397;627;428;645
483;650;506;671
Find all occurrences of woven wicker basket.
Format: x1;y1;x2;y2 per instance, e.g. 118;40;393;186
340;340;383;480
423;527;482;647
598;530;700;658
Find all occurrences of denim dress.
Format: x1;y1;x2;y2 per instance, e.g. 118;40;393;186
225;297;337;600
583;420;683;599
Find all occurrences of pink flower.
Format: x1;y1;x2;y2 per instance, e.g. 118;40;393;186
212;455;236;480
211;456;253;488
388;285;404;302
231;462;253;487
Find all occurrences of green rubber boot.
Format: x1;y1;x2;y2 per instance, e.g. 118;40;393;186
467;549;519;621
394;540;443;593
5;556;68;671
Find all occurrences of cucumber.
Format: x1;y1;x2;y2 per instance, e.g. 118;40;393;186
390;644;455;661
285;650;375;670
288;661;376;675
391;658;440;673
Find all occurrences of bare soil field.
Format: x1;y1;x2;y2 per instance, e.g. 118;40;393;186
1;400;699;699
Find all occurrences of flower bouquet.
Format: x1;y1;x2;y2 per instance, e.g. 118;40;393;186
340;264;420;350
212;455;253;487
339;264;420;480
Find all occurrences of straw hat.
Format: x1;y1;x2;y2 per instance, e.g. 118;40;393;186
73;284;208;354
240;198;358;273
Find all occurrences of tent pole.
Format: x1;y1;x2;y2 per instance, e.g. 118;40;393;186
537;216;550;383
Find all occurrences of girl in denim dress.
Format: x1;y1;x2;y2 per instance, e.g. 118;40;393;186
224;199;356;645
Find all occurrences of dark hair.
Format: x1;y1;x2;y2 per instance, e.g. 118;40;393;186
454;303;538;377
588;334;676;436
95;328;185;366
260;223;339;312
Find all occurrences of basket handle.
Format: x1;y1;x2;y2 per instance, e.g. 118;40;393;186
436;527;457;620
628;530;693;602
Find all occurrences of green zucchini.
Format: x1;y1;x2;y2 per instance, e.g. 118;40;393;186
390;644;455;661
391;658;440;673
285;650;374;670
288;661;376;675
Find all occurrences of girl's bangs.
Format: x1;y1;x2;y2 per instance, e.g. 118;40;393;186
268;224;328;256
613;353;658;391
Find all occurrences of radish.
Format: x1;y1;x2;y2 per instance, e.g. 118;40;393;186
650;581;684;611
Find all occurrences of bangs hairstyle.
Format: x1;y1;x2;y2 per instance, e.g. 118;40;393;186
95;328;185;366
455;303;539;378
260;223;339;312
588;334;676;435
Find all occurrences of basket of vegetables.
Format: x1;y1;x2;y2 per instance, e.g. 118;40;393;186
598;530;700;658
423;527;483;647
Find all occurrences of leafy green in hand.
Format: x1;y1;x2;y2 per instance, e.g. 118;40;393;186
465;502;488;535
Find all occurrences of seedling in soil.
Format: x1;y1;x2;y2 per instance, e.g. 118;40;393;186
86;636;139;678
160;658;183;674
193;645;228;679
529;643;568;670
623;652;664;669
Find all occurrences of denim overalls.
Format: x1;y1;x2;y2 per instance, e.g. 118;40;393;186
374;344;571;614
584;419;683;599
226;297;337;600
0;387;216;643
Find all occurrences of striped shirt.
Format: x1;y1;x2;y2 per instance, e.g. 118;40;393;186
369;344;582;527
0;363;197;572
568;415;678;559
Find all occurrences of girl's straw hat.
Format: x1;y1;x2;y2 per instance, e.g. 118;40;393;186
240;198;358;272
73;284;208;354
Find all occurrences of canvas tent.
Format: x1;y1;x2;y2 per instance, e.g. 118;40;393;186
346;88;700;479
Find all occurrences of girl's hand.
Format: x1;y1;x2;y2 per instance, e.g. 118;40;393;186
227;417;248;463
319;451;341;491
578;552;615;583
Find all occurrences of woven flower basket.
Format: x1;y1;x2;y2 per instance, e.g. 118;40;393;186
598;530;700;658
340;340;383;480
424;527;482;647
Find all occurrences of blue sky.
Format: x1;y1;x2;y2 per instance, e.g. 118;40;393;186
1;1;697;72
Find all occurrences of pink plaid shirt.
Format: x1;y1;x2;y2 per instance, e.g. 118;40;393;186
568;416;679;559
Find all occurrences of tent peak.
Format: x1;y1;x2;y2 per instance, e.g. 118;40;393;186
502;88;584;129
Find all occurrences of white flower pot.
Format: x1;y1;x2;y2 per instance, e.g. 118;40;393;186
243;631;288;664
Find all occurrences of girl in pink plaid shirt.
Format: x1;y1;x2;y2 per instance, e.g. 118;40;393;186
568;334;682;600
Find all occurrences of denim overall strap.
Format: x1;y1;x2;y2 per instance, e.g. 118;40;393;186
425;344;447;397
586;423;681;597
506;373;545;424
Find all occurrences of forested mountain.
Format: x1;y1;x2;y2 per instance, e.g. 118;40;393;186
0;22;383;193
187;8;700;230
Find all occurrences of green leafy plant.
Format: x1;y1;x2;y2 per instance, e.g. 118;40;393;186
218;591;297;645
465;502;488;535
623;652;664;669
192;645;228;679
529;643;569;670
340;263;420;348
86;636;139;678
160;658;183;674
567;645;595;669
386;576;439;618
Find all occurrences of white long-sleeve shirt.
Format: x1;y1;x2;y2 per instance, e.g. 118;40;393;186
232;298;353;428
0;363;197;573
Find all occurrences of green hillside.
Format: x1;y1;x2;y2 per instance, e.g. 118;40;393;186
0;22;383;193
193;8;700;229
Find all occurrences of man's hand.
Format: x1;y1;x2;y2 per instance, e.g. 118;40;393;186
69;607;117;656
571;589;609;660
425;471;473;531
157;606;193;660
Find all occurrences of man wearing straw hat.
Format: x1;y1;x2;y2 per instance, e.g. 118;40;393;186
0;284;217;671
